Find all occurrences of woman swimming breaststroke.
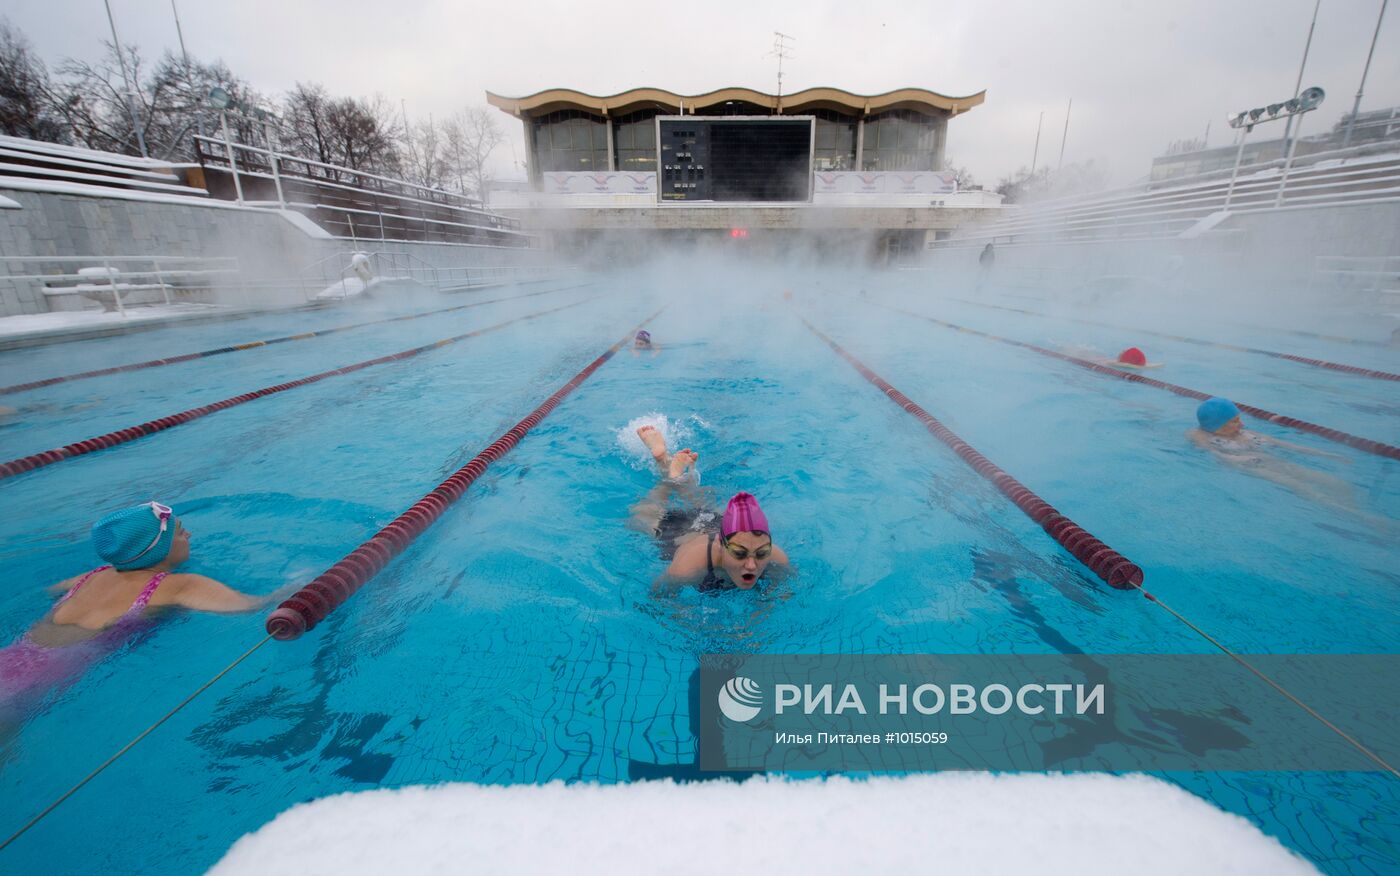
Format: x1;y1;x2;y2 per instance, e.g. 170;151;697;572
0;501;269;711
629;425;789;593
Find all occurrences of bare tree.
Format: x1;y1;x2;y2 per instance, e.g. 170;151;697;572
942;157;976;190
282;82;336;165
400;116;448;189
45;40;150;155
44;37;260;161
443;106;503;202
0;19;64;141
281;84;401;175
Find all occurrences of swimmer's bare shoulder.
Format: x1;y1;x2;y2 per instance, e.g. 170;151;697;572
150;573;264;613
663;535;710;580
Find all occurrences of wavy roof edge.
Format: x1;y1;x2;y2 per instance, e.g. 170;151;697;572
486;86;986;116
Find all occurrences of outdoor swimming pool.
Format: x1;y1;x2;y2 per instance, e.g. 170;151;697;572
0;268;1396;874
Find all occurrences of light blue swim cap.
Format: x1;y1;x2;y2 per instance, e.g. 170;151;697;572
91;502;177;571
1196;397;1241;433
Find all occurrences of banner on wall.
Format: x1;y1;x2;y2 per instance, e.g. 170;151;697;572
814;171;957;195
542;172;657;194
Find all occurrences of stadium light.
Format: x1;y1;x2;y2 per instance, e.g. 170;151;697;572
1223;86;1325;210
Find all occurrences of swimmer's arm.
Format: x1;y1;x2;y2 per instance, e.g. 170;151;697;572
1258;434;1348;459
47;574;80;595
1187;429;1213;450
167;574;265;613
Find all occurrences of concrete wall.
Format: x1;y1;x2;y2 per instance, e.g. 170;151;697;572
0;184;541;317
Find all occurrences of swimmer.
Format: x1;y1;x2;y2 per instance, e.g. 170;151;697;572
1188;397;1358;511
1066;345;1164;370
631;330;660;357
1108;347;1163;370
629;426;789;593
1;502;269;707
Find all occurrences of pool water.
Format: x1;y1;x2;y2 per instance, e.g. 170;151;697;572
0;270;1396;874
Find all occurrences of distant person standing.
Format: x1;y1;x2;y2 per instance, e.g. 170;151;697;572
977;243;996;292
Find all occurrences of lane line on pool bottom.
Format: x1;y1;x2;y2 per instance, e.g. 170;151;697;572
873;300;1400;461
264;310;664;640
798;313;1144;591
945;295;1400;383
0;633;275;854
0;295;603;481
0;282;595;396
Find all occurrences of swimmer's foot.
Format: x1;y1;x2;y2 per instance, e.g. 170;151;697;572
637;425;669;467
668;449;698;480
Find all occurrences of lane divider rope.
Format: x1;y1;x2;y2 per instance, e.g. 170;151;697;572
264;310;664;640
878;301;1400;461
810;307;1397;778
0;296;600;481
0;283;594;396
946;296;1400;383
799;314;1144;590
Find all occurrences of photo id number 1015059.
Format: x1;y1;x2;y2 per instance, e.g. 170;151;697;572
888;732;949;744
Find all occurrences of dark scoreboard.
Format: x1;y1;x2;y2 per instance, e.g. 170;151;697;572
658;116;813;202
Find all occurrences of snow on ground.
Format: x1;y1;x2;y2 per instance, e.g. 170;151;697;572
0;303;235;339
209;774;1317;876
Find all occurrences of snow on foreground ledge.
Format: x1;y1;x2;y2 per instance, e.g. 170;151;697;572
209;773;1317;876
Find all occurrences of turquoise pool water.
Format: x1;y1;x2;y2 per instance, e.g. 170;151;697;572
0;270;1396;873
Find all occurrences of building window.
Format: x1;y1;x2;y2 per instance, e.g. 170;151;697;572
613;110;658;172
813;110;857;170
532;110;609;173
860;109;945;171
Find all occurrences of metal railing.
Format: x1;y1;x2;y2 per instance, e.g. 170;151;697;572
945;145;1400;249
1309;255;1400;298
0;255;242;316
193;135;528;247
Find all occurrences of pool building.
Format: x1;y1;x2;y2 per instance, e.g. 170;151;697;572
485;86;1003;257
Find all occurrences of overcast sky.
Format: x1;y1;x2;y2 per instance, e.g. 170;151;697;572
6;0;1398;187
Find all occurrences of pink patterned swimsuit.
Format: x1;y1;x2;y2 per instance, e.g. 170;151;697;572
0;566;168;705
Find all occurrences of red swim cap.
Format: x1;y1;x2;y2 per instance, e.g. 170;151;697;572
1117;347;1147;367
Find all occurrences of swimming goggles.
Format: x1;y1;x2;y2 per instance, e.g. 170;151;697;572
721;537;772;562
116;501;173;566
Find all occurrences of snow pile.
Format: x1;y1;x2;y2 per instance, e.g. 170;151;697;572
210;774;1316;876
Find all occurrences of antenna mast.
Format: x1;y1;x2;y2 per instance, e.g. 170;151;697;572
767;32;796;111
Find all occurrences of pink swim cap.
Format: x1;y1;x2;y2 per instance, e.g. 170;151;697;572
722;492;769;538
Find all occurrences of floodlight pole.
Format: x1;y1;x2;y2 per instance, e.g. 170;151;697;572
220;110;244;205
1275;113;1308;207
1030;111;1044;175
1343;0;1389;148
1223;87;1324;211
104;0;149;159
1057;98;1072;172
1281;0;1321;153
1223;129;1250;210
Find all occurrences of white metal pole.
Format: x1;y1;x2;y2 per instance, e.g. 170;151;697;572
220;110;244;204
104;0;149;158
266;120;285;208
1057;98;1072;172
1282;0;1321;152
1030;111;1044;175
1343;0;1388;148
1275;113;1306;207
1223;129;1250;210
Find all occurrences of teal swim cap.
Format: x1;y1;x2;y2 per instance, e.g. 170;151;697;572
1196;397;1241;433
92;502;177;571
